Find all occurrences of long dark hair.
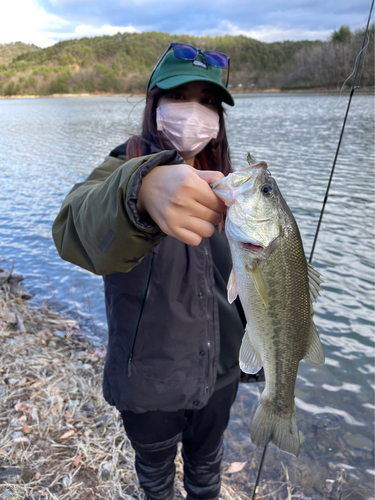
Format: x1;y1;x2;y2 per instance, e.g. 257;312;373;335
126;86;233;175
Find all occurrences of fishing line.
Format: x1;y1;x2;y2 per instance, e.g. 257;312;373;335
251;3;374;498
279;25;372;200
309;0;374;264
126;95;146;122
278;22;372;203
353;28;371;90
121;96;147;144
301;31;372;168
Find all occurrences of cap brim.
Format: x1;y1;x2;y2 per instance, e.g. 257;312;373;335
156;75;235;106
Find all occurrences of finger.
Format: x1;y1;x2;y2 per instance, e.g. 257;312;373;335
181;218;216;240
195;170;226;210
194;186;227;214
174;228;203;246
195;170;224;184
186;203;223;226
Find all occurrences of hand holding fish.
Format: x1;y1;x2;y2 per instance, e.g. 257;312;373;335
137;164;226;246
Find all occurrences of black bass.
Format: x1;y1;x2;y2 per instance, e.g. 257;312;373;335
211;158;324;456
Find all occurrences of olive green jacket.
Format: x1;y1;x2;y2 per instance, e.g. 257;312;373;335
52;150;183;274
51;149;249;412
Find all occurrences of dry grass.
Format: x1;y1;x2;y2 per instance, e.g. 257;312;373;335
1;269;367;500
0;271;250;500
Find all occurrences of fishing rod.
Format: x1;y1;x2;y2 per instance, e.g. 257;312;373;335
251;2;374;498
309;0;374;264
251;443;268;500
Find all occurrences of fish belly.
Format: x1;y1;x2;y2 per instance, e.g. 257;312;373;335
231;236;310;456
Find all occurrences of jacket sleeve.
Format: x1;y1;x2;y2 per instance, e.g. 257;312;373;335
52;150;184;275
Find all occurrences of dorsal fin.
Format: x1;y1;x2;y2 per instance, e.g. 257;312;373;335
308;262;323;304
304;263;325;365
304;318;325;365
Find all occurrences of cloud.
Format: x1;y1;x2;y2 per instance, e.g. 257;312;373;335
200;18;338;42
201;20;333;42
248;26;333;43
0;0;71;47
1;0;372;48
36;0;372;33
74;24;139;37
0;0;142;47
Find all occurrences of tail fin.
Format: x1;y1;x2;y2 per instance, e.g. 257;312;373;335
250;397;300;456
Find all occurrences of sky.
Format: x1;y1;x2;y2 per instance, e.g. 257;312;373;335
0;0;372;48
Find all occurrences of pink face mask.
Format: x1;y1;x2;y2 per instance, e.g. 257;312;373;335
156;102;219;158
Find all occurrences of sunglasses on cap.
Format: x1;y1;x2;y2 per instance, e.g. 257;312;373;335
146;43;231;92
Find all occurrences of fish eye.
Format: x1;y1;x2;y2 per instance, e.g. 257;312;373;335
261;183;272;195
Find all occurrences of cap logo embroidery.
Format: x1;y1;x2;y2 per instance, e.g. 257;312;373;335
193;60;208;69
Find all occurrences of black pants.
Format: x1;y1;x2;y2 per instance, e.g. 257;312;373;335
121;379;238;500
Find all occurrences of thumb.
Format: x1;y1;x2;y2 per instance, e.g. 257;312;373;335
195;170;224;185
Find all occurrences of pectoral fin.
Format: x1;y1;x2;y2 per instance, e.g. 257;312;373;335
304;319;325;365
239;326;264;374
227;268;238;304
249;264;268;307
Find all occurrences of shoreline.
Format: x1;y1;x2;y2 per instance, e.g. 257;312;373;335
1;269;371;499
0;267;252;500
1;86;374;100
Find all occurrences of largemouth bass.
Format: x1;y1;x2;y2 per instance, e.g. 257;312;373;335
211;158;325;456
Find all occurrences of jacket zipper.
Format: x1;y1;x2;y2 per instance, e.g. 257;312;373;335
127;253;154;377
203;240;211;393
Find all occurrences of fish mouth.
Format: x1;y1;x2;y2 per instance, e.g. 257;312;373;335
239;235;280;259
241;242;264;253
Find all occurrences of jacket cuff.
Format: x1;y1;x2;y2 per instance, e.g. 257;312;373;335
128;150;184;229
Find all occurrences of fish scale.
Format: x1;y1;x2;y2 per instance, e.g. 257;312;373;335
212;159;325;456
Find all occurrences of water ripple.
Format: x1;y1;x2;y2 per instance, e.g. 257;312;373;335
0;95;374;486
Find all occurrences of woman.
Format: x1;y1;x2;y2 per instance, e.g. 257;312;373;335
52;43;259;500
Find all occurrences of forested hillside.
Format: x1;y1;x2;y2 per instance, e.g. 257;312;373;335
0;27;373;97
0;42;40;64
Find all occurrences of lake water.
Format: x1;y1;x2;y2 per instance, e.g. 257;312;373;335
0;93;374;498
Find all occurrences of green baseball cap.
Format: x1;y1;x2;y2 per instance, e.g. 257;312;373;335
148;50;235;107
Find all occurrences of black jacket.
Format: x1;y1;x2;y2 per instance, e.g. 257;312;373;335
52;144;263;415
103;227;246;412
